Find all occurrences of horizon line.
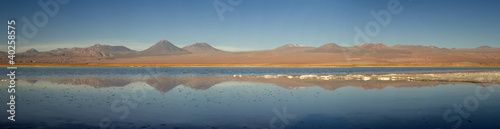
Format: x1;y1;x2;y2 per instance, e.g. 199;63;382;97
2;64;500;67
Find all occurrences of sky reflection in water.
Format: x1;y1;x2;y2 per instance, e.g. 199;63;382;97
1;75;499;129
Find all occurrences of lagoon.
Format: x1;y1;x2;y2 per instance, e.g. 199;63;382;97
1;67;499;129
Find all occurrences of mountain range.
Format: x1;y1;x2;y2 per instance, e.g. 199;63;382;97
2;40;499;66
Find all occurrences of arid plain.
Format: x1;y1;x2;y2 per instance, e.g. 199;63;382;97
3;40;499;66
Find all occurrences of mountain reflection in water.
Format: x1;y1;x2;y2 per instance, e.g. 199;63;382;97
2;75;499;129
24;75;498;93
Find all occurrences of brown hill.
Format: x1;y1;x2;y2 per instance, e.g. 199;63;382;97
474;46;499;51
477;46;493;49
21;44;135;58
22;47;113;58
87;44;134;53
137;40;190;56
308;43;343;52
182;42;223;53
55;48;113;57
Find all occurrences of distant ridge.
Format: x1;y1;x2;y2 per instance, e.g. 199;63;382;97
182;43;223;53
474;46;500;50
87;44;135;53
356;43;388;49
391;45;440;49
138;40;190;56
477;46;493;49
274;44;313;51
21;45;133;58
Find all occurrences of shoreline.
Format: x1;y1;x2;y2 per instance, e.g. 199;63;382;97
2;65;499;83
8;70;499;92
234;70;500;83
2;64;500;67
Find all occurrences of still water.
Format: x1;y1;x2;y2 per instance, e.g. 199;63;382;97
13;66;500;76
1;67;499;129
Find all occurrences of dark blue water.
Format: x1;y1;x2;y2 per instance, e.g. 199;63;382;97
1;67;500;129
6;67;500;76
1;79;499;129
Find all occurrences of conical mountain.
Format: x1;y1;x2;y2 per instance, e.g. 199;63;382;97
182;42;223;53
138;40;190;56
318;43;342;49
25;48;40;54
309;43;343;52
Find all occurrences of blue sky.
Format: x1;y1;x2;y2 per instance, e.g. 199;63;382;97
1;0;499;52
